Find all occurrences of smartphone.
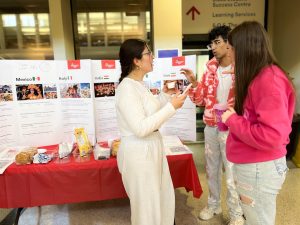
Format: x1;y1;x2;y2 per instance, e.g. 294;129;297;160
180;83;193;96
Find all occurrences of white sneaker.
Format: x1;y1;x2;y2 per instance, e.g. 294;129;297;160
199;206;222;220
228;216;245;225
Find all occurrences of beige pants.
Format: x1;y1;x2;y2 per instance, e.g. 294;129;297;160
117;132;175;225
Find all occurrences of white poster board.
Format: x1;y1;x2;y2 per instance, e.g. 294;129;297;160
92;60;121;142
0;56;197;153
92;56;197;142
150;55;197;141
56;60;95;144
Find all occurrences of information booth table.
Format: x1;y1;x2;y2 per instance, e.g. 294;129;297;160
0;146;202;211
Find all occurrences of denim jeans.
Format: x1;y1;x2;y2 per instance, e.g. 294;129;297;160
204;126;243;219
233;156;288;225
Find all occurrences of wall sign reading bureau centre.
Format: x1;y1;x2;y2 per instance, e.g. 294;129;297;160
182;0;265;34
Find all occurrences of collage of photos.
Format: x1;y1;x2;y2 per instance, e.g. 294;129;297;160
60;83;91;99
16;84;43;101
94;82;118;98
0;85;13;102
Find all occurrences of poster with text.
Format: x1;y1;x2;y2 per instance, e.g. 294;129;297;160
56;60;95;144
151;55;197;141
0;61;18;148
92;60;121;142
93;56;197;142
10;60;62;147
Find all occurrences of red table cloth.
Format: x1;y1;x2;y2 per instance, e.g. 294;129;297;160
0;146;202;208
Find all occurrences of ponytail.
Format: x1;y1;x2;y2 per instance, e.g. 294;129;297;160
119;64;132;83
118;39;146;83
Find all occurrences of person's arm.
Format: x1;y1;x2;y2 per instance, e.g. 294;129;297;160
116;87;176;137
156;91;171;106
225;89;293;151
188;78;205;106
188;73;206;106
180;68;206;106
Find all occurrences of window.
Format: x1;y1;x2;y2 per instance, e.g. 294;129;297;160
20;14;36;48
2;14;18;49
0;1;53;59
72;0;152;59
38;13;51;47
89;13;105;47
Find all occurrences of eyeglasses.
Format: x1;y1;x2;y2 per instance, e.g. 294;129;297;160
142;51;153;56
207;39;227;50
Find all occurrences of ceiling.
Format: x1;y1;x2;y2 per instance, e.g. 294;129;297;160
0;0;49;13
0;0;151;14
74;0;150;12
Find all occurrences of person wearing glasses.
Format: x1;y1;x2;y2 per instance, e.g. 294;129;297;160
222;21;295;225
115;39;187;225
180;26;244;225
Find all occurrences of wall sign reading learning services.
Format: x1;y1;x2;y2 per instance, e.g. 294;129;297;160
182;0;265;34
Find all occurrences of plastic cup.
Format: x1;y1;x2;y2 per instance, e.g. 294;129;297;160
214;103;228;131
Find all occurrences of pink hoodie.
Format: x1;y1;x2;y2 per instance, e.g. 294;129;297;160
188;57;235;126
225;65;295;163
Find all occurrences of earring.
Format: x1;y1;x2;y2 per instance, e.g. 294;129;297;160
137;66;140;70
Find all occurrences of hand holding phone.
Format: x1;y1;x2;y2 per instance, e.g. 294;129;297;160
179;83;193;96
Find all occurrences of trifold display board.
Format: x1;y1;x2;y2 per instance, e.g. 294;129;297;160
0;55;197;150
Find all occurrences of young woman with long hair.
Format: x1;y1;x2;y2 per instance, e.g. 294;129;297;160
222;21;296;225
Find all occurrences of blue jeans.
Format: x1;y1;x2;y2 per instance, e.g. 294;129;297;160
204;126;243;219
233;156;288;225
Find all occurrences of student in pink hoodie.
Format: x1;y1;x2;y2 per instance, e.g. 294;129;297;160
222;21;296;225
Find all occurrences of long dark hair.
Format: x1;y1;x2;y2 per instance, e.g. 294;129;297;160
118;39;147;83
228;21;293;115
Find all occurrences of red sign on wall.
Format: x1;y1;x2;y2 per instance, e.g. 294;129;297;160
101;60;116;69
172;56;186;66
67;60;81;70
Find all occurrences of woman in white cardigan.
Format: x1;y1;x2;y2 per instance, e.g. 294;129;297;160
115;39;187;225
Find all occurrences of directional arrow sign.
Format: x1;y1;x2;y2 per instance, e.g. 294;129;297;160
186;6;200;21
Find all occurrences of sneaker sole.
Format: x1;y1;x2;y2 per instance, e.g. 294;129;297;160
199;211;222;220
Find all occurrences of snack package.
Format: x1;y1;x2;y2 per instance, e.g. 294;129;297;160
94;143;110;160
15;147;38;165
111;140;120;157
58;142;73;158
74;128;92;156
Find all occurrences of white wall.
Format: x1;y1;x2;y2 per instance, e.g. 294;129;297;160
152;0;182;55
271;0;300;113
49;0;75;59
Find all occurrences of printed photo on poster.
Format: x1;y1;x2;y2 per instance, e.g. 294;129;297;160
94;82;118;98
163;79;184;93
16;84;43;101
144;80;161;95
60;83;82;98
150;80;161;95
80;83;91;98
43;84;57;99
0;85;13;102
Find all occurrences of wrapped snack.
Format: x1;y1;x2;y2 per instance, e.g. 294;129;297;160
58;142;72;158
15;147;38;165
111;140;120;157
94;143;110;160
74;128;92;156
